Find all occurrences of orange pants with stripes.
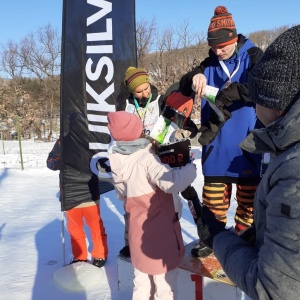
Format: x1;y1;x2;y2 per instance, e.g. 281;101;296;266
66;204;108;261
202;183;256;233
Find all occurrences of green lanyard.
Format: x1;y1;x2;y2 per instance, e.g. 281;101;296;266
133;94;152;121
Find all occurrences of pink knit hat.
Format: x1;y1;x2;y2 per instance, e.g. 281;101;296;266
107;111;143;141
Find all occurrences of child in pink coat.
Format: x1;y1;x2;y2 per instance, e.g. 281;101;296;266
107;111;197;299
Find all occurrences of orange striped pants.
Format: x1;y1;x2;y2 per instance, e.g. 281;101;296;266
66;204;108;260
202;183;256;233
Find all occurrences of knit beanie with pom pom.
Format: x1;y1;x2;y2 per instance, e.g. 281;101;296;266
207;6;238;47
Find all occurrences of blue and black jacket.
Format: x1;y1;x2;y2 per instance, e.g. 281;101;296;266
180;34;263;185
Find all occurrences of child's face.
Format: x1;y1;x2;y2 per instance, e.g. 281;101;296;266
256;104;284;127
133;83;151;100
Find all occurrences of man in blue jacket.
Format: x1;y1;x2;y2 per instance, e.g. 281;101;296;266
180;6;263;257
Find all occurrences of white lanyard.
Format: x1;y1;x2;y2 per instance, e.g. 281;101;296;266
218;49;240;89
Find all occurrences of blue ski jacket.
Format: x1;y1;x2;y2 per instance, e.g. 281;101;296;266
180;35;263;185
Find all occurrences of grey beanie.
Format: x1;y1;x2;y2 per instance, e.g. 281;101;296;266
248;25;300;111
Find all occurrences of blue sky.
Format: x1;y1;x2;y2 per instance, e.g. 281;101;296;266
0;0;299;46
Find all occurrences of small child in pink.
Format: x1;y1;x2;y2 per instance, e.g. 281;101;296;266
107;111;197;299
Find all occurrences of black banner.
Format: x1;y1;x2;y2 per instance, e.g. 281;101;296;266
60;0;136;211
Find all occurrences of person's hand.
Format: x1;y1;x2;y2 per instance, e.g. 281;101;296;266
214;89;234;121
198;123;222;146
181;185;198;200
214;81;251;109
192;73;207;100
197;103;232;146
97;157;111;173
174;124;198;141
174;128;192;140
198;107;231;145
183;119;199;139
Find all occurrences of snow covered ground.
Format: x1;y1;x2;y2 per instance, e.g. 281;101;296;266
0;140;236;300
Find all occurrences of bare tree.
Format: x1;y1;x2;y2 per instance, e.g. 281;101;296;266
150;27;176;88
19;24;61;78
0;24;61;79
0;42;25;78
248;26;289;50
0;24;61;140
0;21;293;142
175;19;195;49
136;18;156;67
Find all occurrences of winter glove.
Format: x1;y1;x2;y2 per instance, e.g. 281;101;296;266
181;185;198;200
198;107;231;146
238;226;256;247
97;157;111;173
173;120;199;141
214;82;252;111
183;119;199;139
198;122;221;146
174;129;192;141
200;205;227;249
215;90;234;109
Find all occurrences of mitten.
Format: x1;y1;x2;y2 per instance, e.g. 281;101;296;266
215;89;234;108
198;106;231;146
97;157;111;173
174;129;192;141
181;185;198;200
214;92;234;121
198;122;222;146
214;82;252;110
201;205;227;249
183;119;199;139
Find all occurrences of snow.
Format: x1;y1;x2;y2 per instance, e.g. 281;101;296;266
0;140;236;300
53;262;106;292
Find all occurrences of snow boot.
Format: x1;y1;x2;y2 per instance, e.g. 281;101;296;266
92;258;107;268
191;241;213;258
70;259;87;264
